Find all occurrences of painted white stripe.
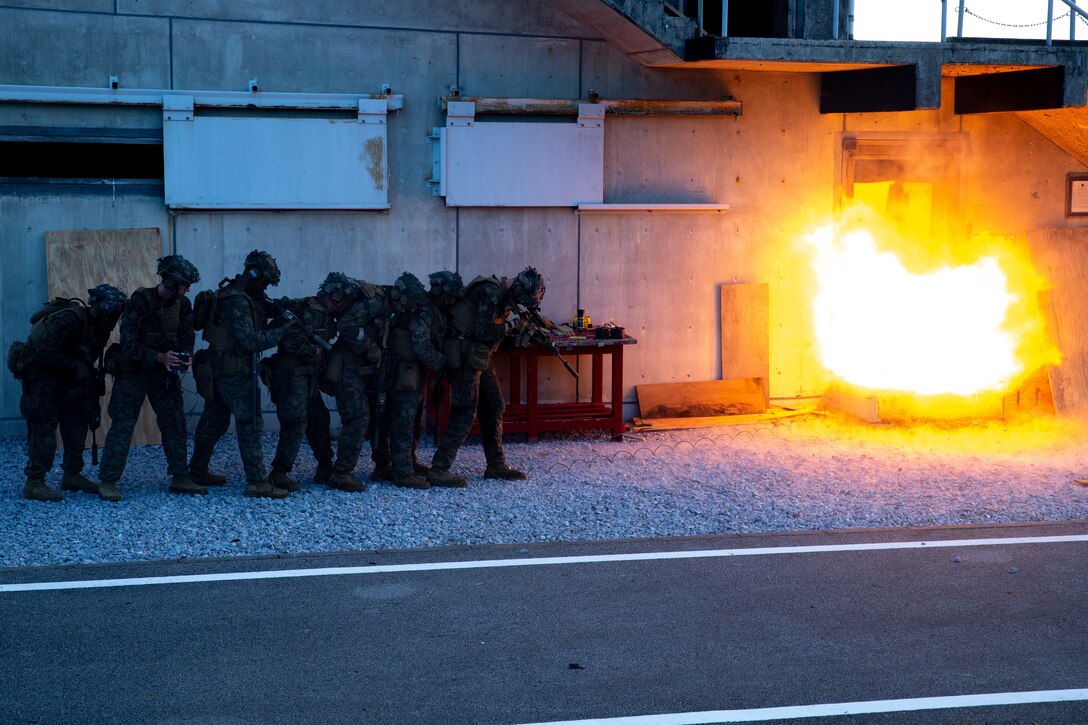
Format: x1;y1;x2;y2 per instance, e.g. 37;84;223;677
2;534;1086;593
520;688;1088;724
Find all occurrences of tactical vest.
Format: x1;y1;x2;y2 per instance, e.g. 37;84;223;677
26;299;87;351
201;283;262;352
273;297;335;368
132;287;182;352
447;275;501;339
390;301;444;362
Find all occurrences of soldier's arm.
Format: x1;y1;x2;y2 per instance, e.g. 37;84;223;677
220;294;288;353
279;301;321;358
409;312;446;372
335;301;375;355
473;285;506;344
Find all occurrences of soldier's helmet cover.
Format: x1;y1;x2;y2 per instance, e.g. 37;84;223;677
428;270;463;298
157;255;200;289
87;284;127;317
243;249;281;286
509;266;545;308
393;272;427;308
318;272;360;304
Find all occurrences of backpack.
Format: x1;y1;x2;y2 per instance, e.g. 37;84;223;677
7;298;86;380
191;288;216;332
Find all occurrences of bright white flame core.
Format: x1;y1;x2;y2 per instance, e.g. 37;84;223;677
808;226;1020;395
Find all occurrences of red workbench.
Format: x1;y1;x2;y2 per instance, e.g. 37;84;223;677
429;333;637;441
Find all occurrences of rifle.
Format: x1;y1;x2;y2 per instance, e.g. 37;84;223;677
280;308;333;352
512;302;579;379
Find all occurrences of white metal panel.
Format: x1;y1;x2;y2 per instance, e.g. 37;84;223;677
164;116;389;209
440;104;604;207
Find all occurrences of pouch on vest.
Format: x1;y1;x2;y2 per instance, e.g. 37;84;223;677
103;342;141;376
192;348;215;400
394;361;421;392
468;342;491;371
442;338;463;369
6;341;29;379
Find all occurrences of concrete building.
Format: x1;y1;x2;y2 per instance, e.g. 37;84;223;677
2;0;1086;436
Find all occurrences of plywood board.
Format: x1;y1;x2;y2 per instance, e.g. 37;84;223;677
45;228;162;448
631;406;818;431
636;378;767;419
1026;229;1088;416
721;283;769;406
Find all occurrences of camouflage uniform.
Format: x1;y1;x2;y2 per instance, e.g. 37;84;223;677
16;286;124;501
324;281;393;479
189;252;290;497
388;277;445;487
98;285;195;497
266;296;337;489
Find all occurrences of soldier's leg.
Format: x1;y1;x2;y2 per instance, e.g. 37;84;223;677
98;372;149;484
21;377;62;486
477;361;507;466
270;369;308;475
431;369;480;471
391;386;427;488
145;373;190;476
333;369;369;474
58;381;93;476
305;387;334;476
189;386;232;476
216;373;271;487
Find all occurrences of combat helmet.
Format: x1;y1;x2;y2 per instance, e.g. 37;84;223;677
508;266;545;308
428;270;463;298
87;284;127;318
243;249;281;286
157;255;200;291
318;272;360;305
392;272;427;309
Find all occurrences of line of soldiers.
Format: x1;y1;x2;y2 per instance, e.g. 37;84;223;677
8;249;548;502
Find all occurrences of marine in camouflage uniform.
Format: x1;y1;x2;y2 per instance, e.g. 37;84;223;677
98;256;204;501
429;267;546;484
387;272;446;489
266;273;356;492
319;278;394;486
16;285;126;502
188;250;294;499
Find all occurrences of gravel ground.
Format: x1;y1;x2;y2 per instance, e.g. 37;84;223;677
3;413;1088;570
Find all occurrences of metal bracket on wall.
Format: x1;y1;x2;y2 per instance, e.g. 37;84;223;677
438;95;741;117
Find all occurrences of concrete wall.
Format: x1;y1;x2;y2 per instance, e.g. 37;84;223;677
1;1;1086;436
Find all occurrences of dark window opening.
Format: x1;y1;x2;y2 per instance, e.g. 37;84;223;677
0;141;163;180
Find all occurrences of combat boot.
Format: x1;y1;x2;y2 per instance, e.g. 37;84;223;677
169;474;208;496
98;481;122;502
426;468;468;488
190;471;228;486
269;470;300;493
412;456;430;475
370;464;394;482
60;471;100;494
313;462;333;484
22;477;62;502
394;473;430;490
483;463;527;480
243;480;290;499
328;471;366;493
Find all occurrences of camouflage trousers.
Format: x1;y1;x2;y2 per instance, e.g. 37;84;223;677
390;377;426;479
432;360;506;470
20;375;90;479
99;369;188;484
330;364;374;474
190;371;268;485
268;366;326;474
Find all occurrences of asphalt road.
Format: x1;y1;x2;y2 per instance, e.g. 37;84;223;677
2;521;1087;724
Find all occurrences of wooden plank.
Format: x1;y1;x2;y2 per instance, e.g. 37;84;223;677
630;406;819;430
1026;229;1088;416
721;283;769;406
636;378;767;419
45;228;162;448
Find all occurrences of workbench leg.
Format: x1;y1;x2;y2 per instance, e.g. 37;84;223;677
611;345;625;440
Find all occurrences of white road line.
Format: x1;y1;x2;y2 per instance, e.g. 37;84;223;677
519;688;1088;724
2;534;1086;592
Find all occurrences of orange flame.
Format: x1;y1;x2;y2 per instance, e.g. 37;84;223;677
804;217;1055;396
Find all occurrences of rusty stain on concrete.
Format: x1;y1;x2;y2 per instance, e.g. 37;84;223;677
364;137;384;189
